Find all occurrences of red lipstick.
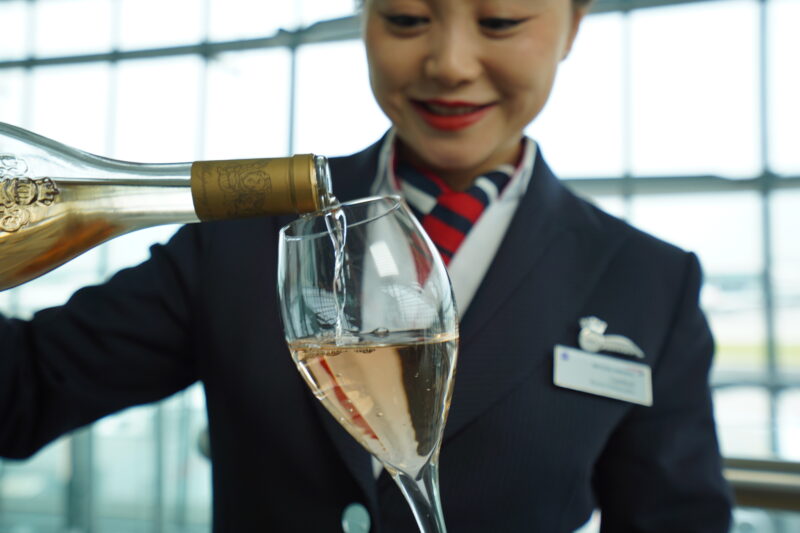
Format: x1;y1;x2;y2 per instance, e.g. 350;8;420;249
411;99;493;131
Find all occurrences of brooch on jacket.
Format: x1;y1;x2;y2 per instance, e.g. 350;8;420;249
553;316;651;406
578;316;645;359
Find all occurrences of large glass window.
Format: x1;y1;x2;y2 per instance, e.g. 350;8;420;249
630;192;768;383
0;68;27;125
114;57;204;162
0;1;27;60
34;0;114;57
715;386;772;457
629;0;760;178
208;0;295;41
773;191;800;379
118;0;205;51
30;64;111;154
769;0;800;176
526;12;626;178
293;40;390;156
204;49;293;159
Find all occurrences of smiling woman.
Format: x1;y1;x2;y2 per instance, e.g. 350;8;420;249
306;1;729;531
362;0;589;190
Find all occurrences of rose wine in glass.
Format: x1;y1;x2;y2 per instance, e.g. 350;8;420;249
278;196;458;532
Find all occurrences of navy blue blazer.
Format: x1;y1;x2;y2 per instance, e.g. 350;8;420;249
0;140;733;531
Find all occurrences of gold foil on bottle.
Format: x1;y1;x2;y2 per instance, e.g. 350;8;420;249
190;155;319;221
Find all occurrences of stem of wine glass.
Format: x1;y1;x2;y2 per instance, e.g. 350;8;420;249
390;458;447;533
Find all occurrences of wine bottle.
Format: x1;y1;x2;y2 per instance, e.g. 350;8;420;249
0;121;334;291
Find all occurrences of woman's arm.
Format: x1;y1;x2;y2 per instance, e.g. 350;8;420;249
593;253;734;532
0;224;202;459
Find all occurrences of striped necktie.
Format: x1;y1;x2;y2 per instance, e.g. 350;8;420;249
396;161;513;265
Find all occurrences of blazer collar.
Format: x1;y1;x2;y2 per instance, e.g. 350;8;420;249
443;150;631;440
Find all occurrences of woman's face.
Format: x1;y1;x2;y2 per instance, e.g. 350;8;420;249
363;0;586;188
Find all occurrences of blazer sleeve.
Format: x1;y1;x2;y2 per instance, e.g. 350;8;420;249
593;252;734;532
0;224;202;459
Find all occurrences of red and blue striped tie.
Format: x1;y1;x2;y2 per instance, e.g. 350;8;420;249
396;162;512;265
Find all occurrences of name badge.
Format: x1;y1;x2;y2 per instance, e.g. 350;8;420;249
553;345;652;406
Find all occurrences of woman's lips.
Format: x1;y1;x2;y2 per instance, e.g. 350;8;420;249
411;99;494;131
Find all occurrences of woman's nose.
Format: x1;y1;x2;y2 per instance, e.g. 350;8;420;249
423;28;481;88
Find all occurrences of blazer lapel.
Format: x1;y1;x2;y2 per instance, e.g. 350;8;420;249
458;150;569;346
311;399;380;510
443;151;630;440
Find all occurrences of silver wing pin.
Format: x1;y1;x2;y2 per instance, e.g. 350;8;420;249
578;316;645;359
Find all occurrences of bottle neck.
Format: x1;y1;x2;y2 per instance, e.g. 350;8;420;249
190;155;330;220
47;163;199;228
8;154;331;227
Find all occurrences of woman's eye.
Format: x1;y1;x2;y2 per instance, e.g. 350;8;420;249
479;17;527;31
384;14;429;28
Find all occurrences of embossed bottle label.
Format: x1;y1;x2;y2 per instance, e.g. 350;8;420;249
215;161;274;216
0;155;60;232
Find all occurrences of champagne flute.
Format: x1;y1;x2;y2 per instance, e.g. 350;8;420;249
278;195;458;532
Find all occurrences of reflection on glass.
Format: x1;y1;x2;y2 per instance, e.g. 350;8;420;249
772;191;800;378
205;50;292;159
630;0;759;178
768;0;800;176
527;13;625;178
294;40;391;156
714;386;772;458
0;0;27;60
630;192;766;380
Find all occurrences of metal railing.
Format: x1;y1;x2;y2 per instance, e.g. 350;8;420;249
725;458;800;511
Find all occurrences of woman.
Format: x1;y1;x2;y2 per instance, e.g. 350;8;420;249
0;0;733;531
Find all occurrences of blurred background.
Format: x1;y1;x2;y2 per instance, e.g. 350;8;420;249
0;0;798;531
